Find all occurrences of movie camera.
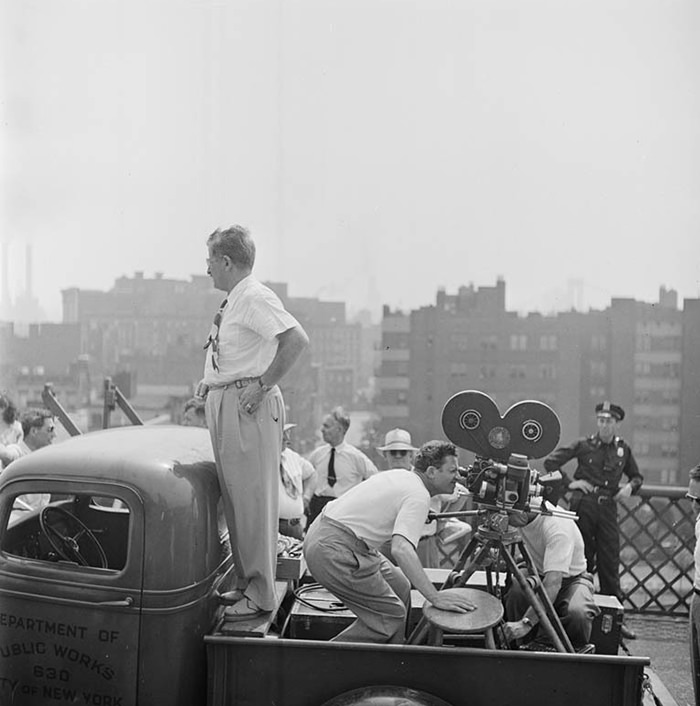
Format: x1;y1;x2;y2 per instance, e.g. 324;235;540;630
408;391;577;653
442;390;563;516
460;454;562;513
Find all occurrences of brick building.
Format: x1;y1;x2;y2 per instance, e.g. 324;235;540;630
377;282;700;485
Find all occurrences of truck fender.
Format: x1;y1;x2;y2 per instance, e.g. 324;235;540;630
320;685;455;706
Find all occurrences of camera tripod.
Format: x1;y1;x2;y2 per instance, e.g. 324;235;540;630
407;506;575;653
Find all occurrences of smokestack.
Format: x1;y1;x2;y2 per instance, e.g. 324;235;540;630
25;243;33;296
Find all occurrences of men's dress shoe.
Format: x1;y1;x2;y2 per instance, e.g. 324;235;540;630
620;624;637;640
217;589;245;605
224;597;269;622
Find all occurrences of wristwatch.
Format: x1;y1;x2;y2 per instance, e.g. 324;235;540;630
258;378;272;393
521;617;534;628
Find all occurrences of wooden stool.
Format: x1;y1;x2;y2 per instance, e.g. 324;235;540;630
422;587;504;649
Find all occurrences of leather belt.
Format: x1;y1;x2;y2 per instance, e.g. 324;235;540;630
596;494;616;504
232;376;260;389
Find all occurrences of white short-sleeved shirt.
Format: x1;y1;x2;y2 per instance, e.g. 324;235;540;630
324;469;430;549
520;514;587;577
203;275;299;386
279;448;315;520
0;420;22;446
1;439;30;468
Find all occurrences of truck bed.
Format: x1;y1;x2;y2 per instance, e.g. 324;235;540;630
205;634;649;706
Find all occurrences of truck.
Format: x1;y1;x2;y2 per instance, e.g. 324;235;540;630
0;424;653;706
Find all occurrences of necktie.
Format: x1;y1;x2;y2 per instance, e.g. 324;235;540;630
327;447;337;487
203;298;228;372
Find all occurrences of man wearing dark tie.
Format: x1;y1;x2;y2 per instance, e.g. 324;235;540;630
306;407;378;525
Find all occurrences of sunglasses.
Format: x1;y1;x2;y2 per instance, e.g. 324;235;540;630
388;450;410;458
686;493;700;504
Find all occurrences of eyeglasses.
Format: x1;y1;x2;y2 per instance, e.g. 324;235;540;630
388;450;410;458
206;254;228;268
686;493;700;504
203;298;228;372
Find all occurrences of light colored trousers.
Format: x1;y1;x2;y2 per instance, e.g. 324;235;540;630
206;384;284;611
304;514;411;643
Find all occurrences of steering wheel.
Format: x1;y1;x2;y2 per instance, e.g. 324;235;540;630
39;506;108;568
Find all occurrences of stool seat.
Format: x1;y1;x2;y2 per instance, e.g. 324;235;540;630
423;588;503;647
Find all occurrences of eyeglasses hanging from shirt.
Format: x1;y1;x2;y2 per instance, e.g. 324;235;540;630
203;298;228;372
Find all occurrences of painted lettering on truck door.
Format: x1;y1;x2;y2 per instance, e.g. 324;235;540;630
0;484;143;706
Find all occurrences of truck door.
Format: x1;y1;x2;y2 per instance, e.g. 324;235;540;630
0;480;144;706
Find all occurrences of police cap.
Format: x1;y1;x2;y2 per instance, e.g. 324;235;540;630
595;401;625;421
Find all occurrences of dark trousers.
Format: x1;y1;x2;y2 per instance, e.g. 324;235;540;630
279;517;304;540
505;572;599;648
571;492;621;598
308;495;334;527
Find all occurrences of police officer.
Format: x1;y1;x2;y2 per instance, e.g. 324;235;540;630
543;401;643;640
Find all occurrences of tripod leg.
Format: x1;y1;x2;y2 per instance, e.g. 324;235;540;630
451;540;494;588
501;544;574;653
449;533;481;577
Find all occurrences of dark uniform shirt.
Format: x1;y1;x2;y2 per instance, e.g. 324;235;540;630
544;434;644;496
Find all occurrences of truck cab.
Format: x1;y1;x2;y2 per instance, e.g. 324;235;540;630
0;425;230;706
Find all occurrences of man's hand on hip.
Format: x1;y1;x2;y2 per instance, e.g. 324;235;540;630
239;384;266;415
569;479;595;493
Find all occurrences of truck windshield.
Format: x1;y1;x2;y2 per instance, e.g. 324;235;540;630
1;492;130;571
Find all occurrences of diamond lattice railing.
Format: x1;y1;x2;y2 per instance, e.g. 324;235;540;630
436;485;694;617
618;485;694;615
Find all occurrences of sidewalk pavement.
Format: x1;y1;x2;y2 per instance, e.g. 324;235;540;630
624;614;692;706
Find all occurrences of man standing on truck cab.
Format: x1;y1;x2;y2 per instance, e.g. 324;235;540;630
198;225;309;620
304;440;477;643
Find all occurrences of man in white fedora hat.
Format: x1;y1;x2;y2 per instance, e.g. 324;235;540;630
377;428;418;470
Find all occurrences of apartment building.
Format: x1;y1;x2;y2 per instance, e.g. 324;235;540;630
377;282;700;485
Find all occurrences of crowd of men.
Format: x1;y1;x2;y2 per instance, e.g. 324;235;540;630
2;224;697;700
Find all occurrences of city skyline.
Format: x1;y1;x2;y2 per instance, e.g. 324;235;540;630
3;1;700;323
0;241;696;327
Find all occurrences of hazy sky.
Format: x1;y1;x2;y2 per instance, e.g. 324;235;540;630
2;0;699;321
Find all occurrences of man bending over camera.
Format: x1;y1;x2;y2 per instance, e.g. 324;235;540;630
304;440;476;643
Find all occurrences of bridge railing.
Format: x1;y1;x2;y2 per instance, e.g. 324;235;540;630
619;485;694;616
